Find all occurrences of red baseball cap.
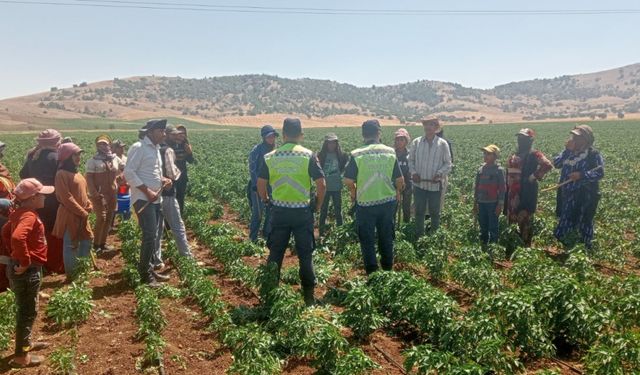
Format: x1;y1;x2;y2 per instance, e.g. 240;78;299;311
14;178;55;201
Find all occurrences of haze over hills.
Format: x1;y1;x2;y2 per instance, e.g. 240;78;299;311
1;63;639;129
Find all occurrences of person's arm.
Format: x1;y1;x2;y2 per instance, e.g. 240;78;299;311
164;148;181;182
248;147;260;187
343;155;358;204
257;158;270;202
497;167;506;216
533;151;553;180
392;160;405;200
314;178;326;212
582;152;605;182
436;140;453;177
184;143;196;164
309;154;326;211
124;144;157;202
55;172;90;218
408;139;417;176
11;213;37;270
85;159;100;199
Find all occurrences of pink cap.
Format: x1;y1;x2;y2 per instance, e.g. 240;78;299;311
57;142;83;165
14;178;54;201
394;128;411;141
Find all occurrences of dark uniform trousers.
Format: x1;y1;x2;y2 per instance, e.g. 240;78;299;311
356;200;396;274
267;206;316;288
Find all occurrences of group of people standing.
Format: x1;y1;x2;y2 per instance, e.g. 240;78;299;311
251;118;604;305
0;121;196;367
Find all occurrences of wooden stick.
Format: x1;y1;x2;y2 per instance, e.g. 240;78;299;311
135;183;168;214
541;165;602;193
550;357;583;374
372;343;407;375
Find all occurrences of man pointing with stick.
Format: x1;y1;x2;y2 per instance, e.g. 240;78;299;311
124;119;172;288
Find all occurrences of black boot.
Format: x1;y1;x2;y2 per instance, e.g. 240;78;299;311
302;287;315;307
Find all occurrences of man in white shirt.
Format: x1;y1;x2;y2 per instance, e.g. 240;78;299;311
124;119;172;287
409;118;452;238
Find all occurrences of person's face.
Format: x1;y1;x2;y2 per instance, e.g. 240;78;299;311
97;142;111;154
28;193;46;209
149;128;166;144
175;132;187;143
394;137;407;150
71;152;82;166
114;145;124;155
517;134;532;149
326;140;337;152
571;134;587;151
264;134;276;146
484;151;497;164
423;123;438;137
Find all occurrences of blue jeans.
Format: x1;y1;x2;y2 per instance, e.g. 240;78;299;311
414;187;442;238
356;201;396;274
161;195;192;257
62;230;92;277
249;189;271;242
478;202;499;244
134;201;163;283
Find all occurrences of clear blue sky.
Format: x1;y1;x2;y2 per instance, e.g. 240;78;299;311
1;0;639;99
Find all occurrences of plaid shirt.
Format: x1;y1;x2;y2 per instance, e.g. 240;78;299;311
408;135;452;191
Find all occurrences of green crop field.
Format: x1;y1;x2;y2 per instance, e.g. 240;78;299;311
0;119;638;374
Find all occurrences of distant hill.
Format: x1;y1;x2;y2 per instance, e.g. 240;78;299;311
1;63;639;129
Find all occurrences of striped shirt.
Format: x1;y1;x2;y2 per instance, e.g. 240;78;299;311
408;135;452;191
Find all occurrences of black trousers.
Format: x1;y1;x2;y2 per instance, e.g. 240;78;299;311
356;201;396;274
267;206;316;288
8;261;41;355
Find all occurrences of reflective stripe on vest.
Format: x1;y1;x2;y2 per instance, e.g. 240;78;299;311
353;144;397;206
265;143;313;208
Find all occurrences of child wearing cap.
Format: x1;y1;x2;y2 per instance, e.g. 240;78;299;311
1;178;55;368
394;128;412;222
474;145;506;251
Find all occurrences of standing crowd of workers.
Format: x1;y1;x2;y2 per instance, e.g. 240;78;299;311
251;117;604;306
0;117;603;367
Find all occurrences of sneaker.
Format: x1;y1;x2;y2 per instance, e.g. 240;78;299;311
153;263;165;271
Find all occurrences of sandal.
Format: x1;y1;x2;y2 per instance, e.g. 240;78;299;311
9;354;44;368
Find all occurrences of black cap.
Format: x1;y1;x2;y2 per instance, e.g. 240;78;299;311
283;118;302;137
260;124;279;138
362;119;381;136
144;119;167;131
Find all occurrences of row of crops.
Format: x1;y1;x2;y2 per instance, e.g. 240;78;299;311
0;120;638;373
181;120;640;374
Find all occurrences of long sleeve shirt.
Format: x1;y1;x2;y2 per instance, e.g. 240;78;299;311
52;170;93;241
553;148;604;192
163;147;182;181
85;156;121;200
249;142;272;188
474;163;506;204
3;208;48;267
409;135;452;191
124;136;163;205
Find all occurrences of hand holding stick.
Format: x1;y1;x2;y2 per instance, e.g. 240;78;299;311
541;165;603;193
135;181;169;214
